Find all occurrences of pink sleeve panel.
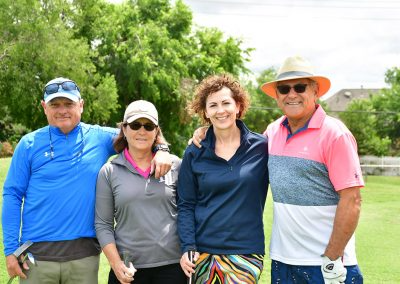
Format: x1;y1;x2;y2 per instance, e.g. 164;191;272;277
325;132;365;191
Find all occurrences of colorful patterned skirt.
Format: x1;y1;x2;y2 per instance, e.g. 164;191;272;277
192;253;264;284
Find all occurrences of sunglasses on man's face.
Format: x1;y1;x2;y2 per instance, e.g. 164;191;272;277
125;121;157;131
44;81;80;95
276;83;308;95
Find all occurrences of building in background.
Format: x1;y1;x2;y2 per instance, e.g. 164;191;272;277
323;88;381;118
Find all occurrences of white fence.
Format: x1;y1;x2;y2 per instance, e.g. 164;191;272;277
360;156;400;176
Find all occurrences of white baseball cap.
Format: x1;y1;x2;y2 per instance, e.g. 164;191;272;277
123;100;158;125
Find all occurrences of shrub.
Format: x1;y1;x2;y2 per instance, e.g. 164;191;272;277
0;141;13;157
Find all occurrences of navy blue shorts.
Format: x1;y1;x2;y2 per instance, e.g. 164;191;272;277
271;260;363;283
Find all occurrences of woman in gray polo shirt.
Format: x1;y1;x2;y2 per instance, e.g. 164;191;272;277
95;100;185;284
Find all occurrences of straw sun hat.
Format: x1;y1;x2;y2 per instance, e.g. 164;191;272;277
260;56;331;99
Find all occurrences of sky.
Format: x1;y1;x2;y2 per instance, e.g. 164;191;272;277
110;0;400;99
183;0;400;99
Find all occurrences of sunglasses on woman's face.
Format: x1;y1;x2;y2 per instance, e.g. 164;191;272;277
125;121;157;131
276;83;308;95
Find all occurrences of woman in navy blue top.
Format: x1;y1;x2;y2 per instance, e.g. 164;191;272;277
177;74;269;283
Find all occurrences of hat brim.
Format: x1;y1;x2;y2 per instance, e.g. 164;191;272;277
44;91;81;103
261;75;331;99
126;114;158;126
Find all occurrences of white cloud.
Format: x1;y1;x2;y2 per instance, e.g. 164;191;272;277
184;0;400;98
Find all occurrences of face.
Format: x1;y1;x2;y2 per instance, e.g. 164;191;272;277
276;78;318;125
41;97;84;134
205;87;240;131
123;118;157;153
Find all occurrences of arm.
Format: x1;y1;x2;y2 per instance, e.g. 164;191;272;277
2;140;30;278
95;164;118;250
321;187;361;283
177;148;199;276
152;150;172;179
321;130;363;282
324;131;363;259
151;129;172;179
95;164;136;283
102;243;136;284
324;186;362;260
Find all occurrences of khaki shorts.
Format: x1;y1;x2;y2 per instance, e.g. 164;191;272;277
20;255;99;284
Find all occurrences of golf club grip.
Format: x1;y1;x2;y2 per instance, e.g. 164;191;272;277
187;250;195;284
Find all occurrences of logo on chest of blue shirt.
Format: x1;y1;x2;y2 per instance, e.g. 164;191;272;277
44;151;54;159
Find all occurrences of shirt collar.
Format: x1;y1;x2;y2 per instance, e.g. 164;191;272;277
201;120;250;149
49;122;81;136
280;104;326;130
280;105;326;140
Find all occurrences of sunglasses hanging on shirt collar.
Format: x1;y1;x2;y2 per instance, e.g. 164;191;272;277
48;126;85;159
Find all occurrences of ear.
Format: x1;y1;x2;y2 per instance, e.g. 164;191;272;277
80;99;84;113
41;100;48;115
313;83;320;98
313;90;319;102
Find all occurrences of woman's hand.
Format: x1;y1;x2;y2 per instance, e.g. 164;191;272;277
180;251;200;278
111;260;137;284
151;150;172;179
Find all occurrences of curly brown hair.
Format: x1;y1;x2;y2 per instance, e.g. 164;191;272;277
188;74;250;124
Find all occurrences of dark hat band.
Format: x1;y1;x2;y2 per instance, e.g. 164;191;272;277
277;71;314;80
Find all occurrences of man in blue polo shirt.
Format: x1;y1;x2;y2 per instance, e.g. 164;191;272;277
2;77;171;283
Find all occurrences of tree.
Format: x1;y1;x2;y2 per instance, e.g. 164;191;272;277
340;67;400;155
371;67;400;154
339;100;391;155
0;0;118;135
0;0;253;155
77;0;252;154
242;68;282;133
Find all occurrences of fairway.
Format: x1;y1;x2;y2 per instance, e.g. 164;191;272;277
0;158;399;283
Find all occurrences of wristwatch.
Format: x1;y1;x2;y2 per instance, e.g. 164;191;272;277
153;144;170;153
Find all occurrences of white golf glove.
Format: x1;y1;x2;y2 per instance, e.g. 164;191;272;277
321;255;347;284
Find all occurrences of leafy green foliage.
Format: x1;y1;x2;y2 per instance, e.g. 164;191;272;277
0;111;30;146
339;100;391;155
372;67;400;154
339;67;400;155
79;0;252;153
1;0;252;155
0;0;118;135
243;68;282;133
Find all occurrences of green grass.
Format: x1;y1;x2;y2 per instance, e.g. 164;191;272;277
356;176;400;283
1;158;399;283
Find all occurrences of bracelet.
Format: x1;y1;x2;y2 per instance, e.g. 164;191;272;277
153;144;170;153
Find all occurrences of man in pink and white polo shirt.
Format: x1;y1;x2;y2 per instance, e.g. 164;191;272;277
261;56;364;284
